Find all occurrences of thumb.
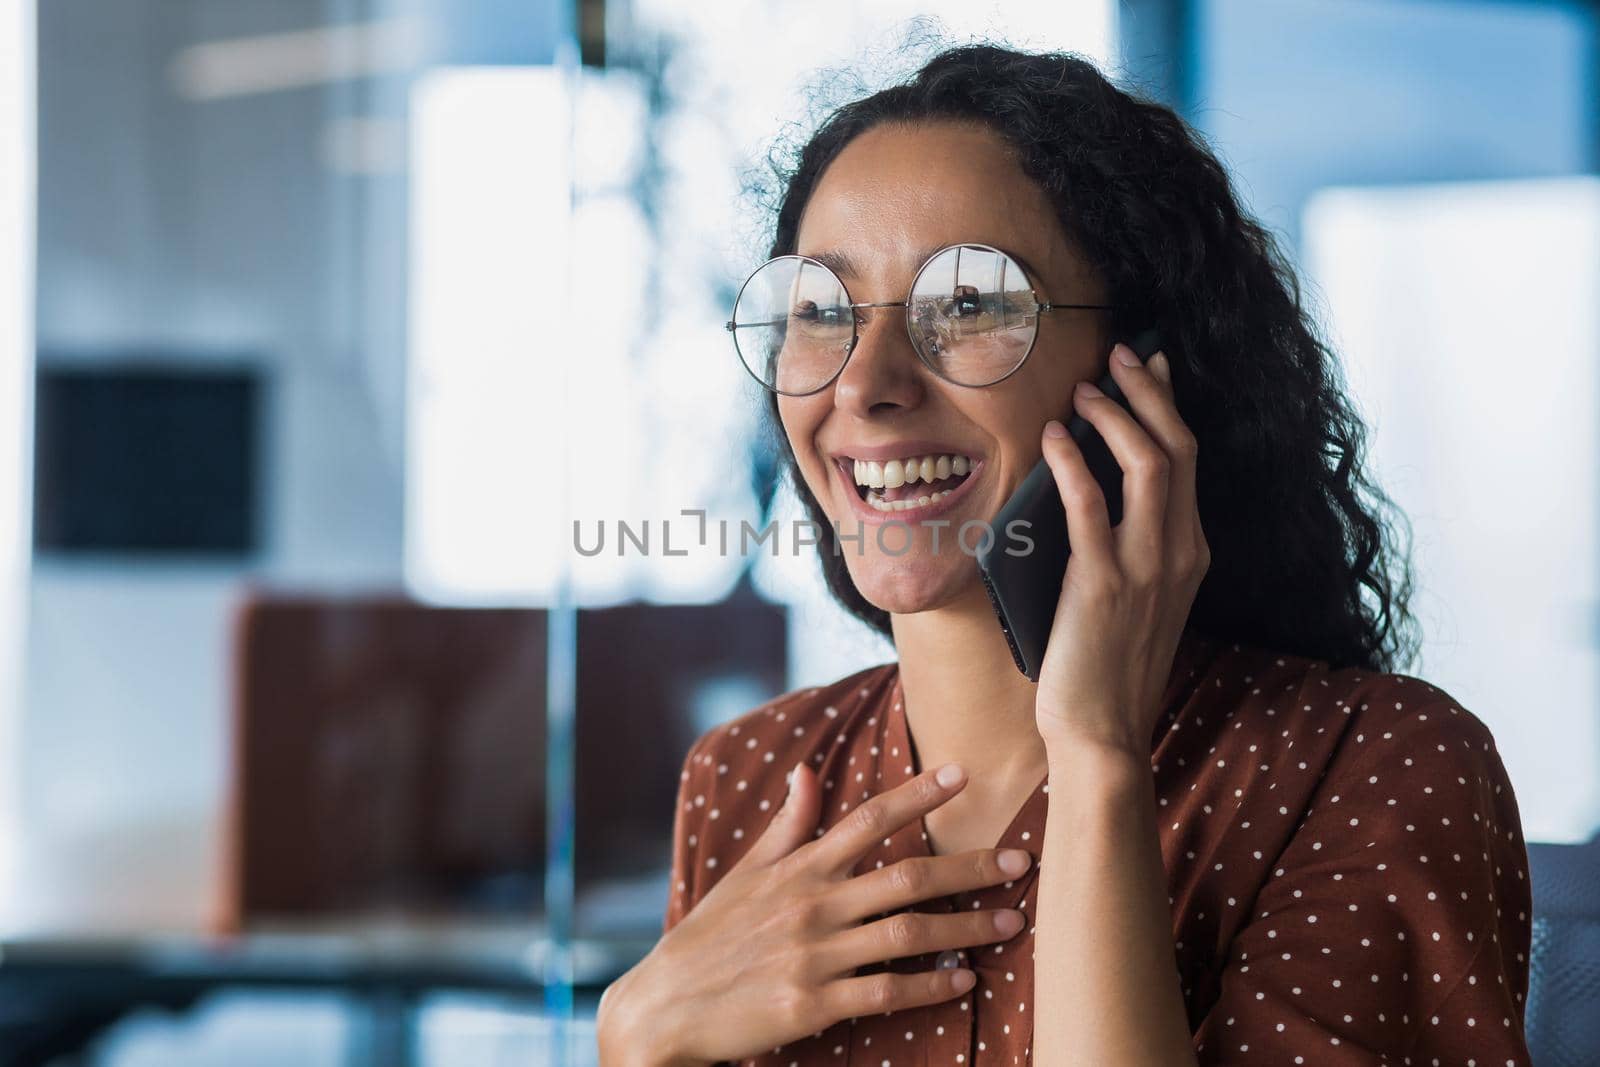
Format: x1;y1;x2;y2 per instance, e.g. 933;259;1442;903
739;759;820;867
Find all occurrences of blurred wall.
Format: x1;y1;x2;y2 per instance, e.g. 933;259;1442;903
0;0;36;921
19;0;409;931
19;0;565;934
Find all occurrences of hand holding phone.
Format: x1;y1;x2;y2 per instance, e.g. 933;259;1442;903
974;327;1166;680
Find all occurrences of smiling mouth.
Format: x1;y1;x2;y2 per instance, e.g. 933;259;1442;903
843;452;977;513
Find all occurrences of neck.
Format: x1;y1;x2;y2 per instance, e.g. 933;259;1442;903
889;584;1049;793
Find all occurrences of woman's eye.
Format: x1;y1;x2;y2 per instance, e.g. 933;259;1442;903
794;303;848;327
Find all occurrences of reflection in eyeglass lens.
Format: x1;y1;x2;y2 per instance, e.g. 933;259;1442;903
911;247;1037;383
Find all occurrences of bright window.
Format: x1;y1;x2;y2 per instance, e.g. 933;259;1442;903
1304;176;1600;842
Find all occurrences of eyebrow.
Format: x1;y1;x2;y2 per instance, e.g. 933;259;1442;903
800;244;956;281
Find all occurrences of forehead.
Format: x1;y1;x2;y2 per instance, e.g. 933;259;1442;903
795;120;1070;285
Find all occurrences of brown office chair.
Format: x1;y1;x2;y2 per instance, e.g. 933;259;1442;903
216;584;788;938
571;589;789;896
217;592;549;933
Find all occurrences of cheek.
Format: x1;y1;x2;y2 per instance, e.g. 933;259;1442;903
777;398;831;494
1012;359;1080;420
968;391;1061;491
990;369;1077;449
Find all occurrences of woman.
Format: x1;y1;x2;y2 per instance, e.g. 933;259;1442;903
598;43;1532;1066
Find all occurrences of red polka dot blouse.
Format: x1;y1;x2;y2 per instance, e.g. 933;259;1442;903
662;628;1533;1065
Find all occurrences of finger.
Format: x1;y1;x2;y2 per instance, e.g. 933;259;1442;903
804;761;967;876
736;759;822;869
1074;362;1169;573
1040;413;1116;571
814;906;1026;976
826;848;1032;925
1150;350;1173;390
1109;346;1200;544
818;964;977;1021
1147;350;1202;551
1109;344;1182;439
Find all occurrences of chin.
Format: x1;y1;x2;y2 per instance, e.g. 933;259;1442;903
843;552;978;617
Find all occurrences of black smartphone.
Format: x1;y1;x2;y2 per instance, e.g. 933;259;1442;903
974;327;1166;681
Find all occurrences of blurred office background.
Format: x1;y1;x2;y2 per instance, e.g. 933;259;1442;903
0;0;1597;1064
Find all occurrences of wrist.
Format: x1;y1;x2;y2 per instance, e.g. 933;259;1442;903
596;957;702;1067
1044;733;1152;786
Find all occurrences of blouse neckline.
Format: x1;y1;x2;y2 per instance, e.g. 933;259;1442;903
877;626;1222;912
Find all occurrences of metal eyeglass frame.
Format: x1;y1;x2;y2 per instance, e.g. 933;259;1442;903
725;241;1117;396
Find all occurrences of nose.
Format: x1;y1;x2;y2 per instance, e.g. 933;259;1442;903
830;307;927;416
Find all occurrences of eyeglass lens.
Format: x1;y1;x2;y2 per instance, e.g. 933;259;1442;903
730;245;1040;394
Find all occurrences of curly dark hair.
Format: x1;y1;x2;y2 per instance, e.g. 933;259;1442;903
749;41;1420;675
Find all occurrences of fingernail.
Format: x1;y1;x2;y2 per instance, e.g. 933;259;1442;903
1114;343;1141;367
1042;419;1067;439
951;969;976;992
1151;351;1171;383
994;909;1025;935
785;761;802;804
935;762;964;788
1076;380;1104;398
998;849;1031;876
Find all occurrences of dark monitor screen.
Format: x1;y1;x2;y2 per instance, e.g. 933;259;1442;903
33;363;261;555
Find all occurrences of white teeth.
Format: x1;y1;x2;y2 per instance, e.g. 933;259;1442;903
865;488;955;512
848;450;977;514
850;453;974;489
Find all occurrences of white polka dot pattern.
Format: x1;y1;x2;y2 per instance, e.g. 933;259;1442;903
659;631;1533;1066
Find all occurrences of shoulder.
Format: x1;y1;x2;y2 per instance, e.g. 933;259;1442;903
1311;656;1507;791
1200;640;1525;879
1163;638;1521;870
676;660;899;801
1189;638;1505;781
684;660;897;761
668;661;898;901
1188;648;1533;1058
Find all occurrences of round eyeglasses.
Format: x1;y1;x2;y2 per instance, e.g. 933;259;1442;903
726;242;1115;396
